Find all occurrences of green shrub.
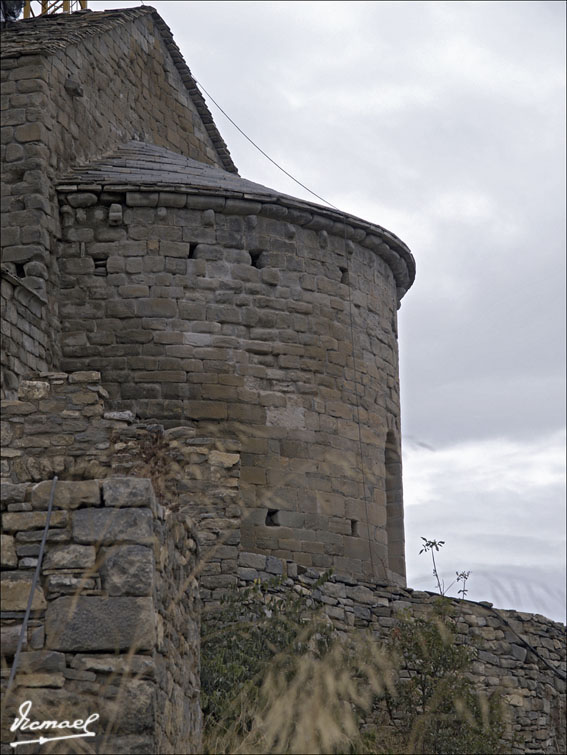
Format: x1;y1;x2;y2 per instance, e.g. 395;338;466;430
201;583;506;754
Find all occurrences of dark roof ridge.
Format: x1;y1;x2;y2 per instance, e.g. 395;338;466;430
0;6;238;174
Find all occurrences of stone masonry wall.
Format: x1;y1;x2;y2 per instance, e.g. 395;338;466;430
0;272;49;399
0;8;232;391
55;187;406;585
1;375;565;752
1;372;243;751
1;52;60;386
1;372;242;559
1;476;201;754
41;13;226;179
218;556;566;755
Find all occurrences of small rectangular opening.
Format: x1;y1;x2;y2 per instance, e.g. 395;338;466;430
250;251;263;269
340;267;349;284
15;263;25;278
266;509;280;527
351;519;360;537
93;258;107;276
188;243;198;259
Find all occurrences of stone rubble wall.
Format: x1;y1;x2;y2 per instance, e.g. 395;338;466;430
1;476;201;754
222;554;567;755
1;372;242;562
55;188;405;584
1;371;242;752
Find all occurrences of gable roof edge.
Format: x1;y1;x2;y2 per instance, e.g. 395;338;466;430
0;6;238;174
148;9;238;175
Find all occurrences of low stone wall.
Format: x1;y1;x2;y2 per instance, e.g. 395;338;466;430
1;476;201;754
2;372;565;752
221;553;567;755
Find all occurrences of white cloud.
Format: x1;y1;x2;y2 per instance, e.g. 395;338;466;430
403;431;566;620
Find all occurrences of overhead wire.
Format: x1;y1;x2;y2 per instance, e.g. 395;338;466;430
193;76;341;211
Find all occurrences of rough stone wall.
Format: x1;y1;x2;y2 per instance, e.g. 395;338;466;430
1;371;244;751
1;52;60;389
1;376;566;752
0;10;231;392
42;13;226;178
1;475;201;754
0;272;49;398
223;557;567;755
55;188;405;584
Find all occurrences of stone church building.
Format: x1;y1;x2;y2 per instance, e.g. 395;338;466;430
1;6;564;753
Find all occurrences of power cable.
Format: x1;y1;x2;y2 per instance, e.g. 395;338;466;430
193;76;341;211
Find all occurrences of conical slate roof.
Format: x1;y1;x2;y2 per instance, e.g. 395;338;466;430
59;141;282;198
58;141;415;295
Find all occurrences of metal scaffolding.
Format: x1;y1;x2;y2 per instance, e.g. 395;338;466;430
23;0;87;17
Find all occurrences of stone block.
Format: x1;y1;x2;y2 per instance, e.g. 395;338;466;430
241;467;266;484
209;450;240;468
1;624;26;656
266;556;284;575
238;552;267;570
2;245;43;263
185;401;227;419
101;545;154;596
316;492;345;518
1;572;46;611
276;511;305;528
160;240;189;257
108;203;123;225
18;380;50;400
31;480;100;510
2;510;68;532
346;585;376;604
14;672;65;687
126;192;159;206
102;478;156;509
68;193;97;208
136;298;177;317
237;567;258;581
0;482;28;503
17;649;66;672
14;122;44;142
46;574;96;593
46;596;155;651
43;544;96;570
1;534;18;567
158;191;186;207
60;257;94;274
73;508;153;545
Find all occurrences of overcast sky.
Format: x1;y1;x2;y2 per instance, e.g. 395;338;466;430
89;0;566;621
